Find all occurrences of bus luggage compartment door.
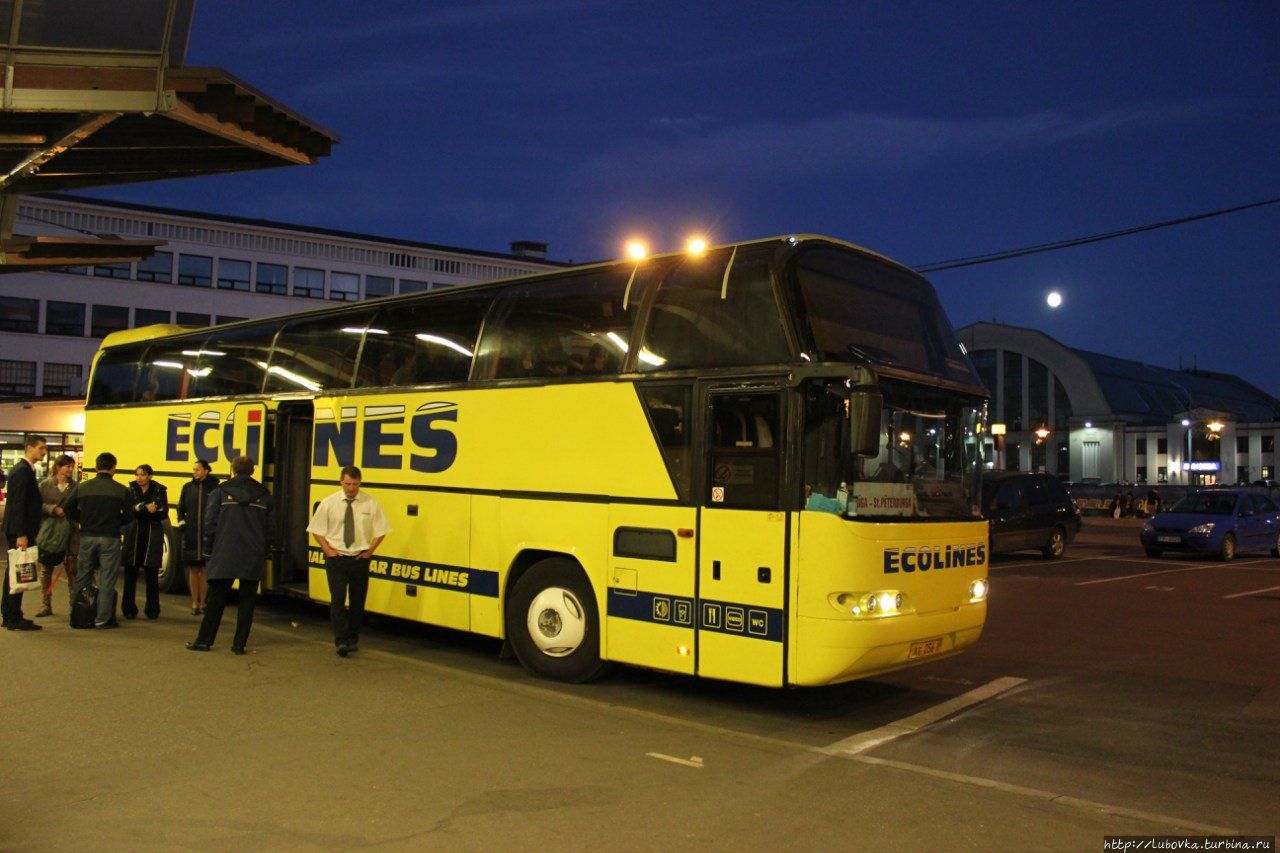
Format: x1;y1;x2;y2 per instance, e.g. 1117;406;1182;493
603;505;697;676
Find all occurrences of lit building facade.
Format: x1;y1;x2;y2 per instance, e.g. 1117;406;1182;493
0;193;558;400
959;322;1280;485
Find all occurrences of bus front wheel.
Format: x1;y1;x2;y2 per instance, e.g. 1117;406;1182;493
506;558;608;683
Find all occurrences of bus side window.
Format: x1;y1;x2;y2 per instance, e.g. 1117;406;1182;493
640;384;693;502
266;311;375;392
639;247;790;373
477;267;636;380
139;336;210;402
359;291;490;388
88;343;145;405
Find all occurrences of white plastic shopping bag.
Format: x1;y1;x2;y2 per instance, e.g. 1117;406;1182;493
7;546;41;591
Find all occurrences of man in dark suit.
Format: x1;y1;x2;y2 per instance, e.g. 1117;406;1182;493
3;434;48;631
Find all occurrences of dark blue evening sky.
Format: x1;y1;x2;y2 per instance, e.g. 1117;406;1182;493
90;2;1280;394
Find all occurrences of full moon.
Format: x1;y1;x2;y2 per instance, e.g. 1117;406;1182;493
1047;291;1063;308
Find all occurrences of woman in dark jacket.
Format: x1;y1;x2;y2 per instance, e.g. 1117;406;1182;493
122;463;168;620
177;460;218;615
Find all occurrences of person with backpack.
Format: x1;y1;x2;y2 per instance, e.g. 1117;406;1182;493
35;454;79;618
186;455;273;655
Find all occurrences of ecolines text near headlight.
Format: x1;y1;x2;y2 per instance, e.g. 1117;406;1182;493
883;542;986;574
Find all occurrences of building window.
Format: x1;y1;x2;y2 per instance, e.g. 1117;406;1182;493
93;262;131;279
64;265;90;275
135;308;171;327
1082;440;1100;480
136;251;173;283
1053;377;1072;430
293;267;324;298
329;271;359;302
1236;436;1249;454
90;304;129;338
45;301;86;336
0;359;36;396
1136;466;1148;483
1263;436;1275;454
1158;466;1168;483
399;278;428;294
1002;351;1023;430
216;315;247;325
178;254;213;287
42;363;82;397
1136;438;1147;457
256;262;288;295
1157;438;1168;455
365;275;393;299
1238;466;1250;484
1263;465;1273;479
216;258;251;291
0;296;39;333
1057;441;1069;475
1028;358;1049;428
177;312;210;327
1005;441;1020;471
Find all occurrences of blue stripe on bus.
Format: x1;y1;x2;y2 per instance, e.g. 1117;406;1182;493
607;588;784;643
307;554;499;597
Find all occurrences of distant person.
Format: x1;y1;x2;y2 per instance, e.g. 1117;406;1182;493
122;464;168;620
187;456;273;654
307;465;391;657
177;459;219;615
1146;488;1162;516
35;454;79;618
3;434;47;631
65;452;132;629
1122;491;1135;518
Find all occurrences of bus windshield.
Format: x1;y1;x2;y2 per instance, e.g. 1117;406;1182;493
803;377;985;520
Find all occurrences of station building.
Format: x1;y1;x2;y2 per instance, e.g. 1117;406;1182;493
958;322;1280;486
0;193;559;469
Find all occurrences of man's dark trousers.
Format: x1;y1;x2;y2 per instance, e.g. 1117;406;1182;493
1;540;23;625
325;555;369;648
195;578;259;649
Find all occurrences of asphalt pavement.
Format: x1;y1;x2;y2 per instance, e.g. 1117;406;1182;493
2;519;1277;851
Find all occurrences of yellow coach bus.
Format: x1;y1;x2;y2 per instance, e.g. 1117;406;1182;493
84;235;990;687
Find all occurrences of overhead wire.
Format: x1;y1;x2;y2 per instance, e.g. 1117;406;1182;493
912;196;1280;273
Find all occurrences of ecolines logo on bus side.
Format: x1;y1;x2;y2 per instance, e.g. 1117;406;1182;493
883;543;986;574
165;409;263;463
312;402;458;473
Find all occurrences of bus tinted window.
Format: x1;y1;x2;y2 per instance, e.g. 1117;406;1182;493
792;246;980;386
89;344;145;405
357;292;490;387
189;323;278;398
138;335;210;402
478;268;633;380
265;311;373;392
639;247;789;371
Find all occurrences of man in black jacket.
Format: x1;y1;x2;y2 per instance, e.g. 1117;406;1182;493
3;434;48;631
187;455;273;654
65;452;133;628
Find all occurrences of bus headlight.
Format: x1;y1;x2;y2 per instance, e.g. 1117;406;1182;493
969;579;988;603
831;591;907;617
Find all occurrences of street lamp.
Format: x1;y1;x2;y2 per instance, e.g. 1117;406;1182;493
1182;418;1193;486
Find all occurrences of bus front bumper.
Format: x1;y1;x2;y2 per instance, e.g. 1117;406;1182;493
791;604;987;687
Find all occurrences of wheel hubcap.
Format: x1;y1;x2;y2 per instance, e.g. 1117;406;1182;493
1052;533;1063;555
526;587;586;658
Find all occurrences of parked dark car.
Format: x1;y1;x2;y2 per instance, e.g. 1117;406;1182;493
1141;490;1280;561
982;473;1082;559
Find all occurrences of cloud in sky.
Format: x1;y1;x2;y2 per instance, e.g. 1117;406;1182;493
565;99;1261;202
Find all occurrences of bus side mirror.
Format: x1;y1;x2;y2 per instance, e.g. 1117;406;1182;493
849;390;882;457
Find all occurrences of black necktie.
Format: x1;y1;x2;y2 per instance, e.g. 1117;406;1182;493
343;499;355;549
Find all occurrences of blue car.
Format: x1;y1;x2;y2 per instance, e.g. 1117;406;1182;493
1141;490;1280;561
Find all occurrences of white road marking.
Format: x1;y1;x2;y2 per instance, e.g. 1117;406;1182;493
1223;584;1280;600
1077;558;1273;586
823;676;1026;756
646;753;704;768
850;754;1237;836
990;556;1093;571
1144;586;1176;591
249;623;1235;836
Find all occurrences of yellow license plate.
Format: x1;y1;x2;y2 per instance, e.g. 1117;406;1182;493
908;637;944;659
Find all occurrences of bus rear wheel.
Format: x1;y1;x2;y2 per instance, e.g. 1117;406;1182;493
506;558;608;683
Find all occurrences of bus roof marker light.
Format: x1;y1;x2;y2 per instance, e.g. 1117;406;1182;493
415;333;473;358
